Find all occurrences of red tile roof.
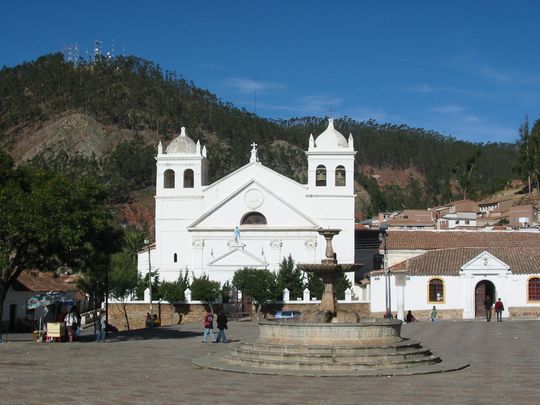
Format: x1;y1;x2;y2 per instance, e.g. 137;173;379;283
384;247;540;275
12;270;79;292
385;230;540;250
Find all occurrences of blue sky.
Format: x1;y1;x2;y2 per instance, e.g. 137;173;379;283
1;0;539;143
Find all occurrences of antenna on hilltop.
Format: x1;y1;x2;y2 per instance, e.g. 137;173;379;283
111;38;115;58
62;43;80;66
94;40;102;62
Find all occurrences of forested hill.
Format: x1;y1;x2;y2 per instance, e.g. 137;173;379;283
0;53;519;215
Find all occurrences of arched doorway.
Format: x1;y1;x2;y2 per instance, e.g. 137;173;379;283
475;280;496;318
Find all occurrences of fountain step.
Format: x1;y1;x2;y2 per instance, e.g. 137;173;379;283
221;353;441;371
229;346;434;364
241;339;423;355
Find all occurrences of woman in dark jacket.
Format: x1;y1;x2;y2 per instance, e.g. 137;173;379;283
216;311;228;343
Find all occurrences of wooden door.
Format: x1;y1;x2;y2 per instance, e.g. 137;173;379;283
475;283;486;318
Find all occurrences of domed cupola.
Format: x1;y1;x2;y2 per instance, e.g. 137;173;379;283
313;119;349;150
166;126;197;154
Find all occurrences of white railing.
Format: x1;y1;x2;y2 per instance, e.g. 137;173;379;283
107;287;369;305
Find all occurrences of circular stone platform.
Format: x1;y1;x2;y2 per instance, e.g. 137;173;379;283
192;320;469;377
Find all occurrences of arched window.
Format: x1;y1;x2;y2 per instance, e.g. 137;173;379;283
241;211;267;225
335;165;346;186
173;253;178;263
316;165;326;186
164;169;175;188
428;278;444;303
184;169;194;188
528;277;540;301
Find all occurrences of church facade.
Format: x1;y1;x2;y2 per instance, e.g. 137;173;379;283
138;120;358;296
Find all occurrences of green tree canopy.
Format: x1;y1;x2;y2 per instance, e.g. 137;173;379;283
109;250;139;330
0;151;120;325
160;270;190;324
233;268;279;319
276;255;304;301
190;274;221;313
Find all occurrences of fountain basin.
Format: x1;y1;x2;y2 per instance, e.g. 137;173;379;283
258;319;402;346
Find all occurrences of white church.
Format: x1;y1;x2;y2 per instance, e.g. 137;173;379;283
138;119;359;297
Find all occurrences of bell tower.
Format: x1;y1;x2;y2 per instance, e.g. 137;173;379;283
306;119;356;195
155;126;208;197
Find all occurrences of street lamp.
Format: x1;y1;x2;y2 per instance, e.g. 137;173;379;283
378;224;391;317
144;239;153;316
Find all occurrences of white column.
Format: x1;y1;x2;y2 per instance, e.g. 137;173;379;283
395;274;405;321
283;288;290;303
303;288;310;302
344;288;352;303
463;275;474;319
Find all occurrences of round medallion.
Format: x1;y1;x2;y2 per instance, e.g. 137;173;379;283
244;188;264;209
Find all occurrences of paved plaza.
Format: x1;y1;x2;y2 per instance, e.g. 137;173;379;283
1;319;540;404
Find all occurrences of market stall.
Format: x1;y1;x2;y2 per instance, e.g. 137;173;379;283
26;291;75;342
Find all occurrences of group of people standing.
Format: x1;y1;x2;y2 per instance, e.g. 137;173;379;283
401;299;505;323
145;312;161;328
484;296;505;322
202;308;229;343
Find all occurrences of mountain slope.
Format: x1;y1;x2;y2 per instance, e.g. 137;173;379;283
0;53;519;217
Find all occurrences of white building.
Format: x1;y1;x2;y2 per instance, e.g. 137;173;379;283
370;230;540;320
138;119;358;293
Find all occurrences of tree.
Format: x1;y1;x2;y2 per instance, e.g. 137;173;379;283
514;117;536;194
190;274;221;313
233;268;279;319
0;152;119;328
453;148;482;200
304;272;352;300
304;272;324;299
276;255;304;301
109;251;139;330
160;270;190;324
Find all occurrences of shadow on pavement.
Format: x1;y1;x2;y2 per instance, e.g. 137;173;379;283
93;325;201;342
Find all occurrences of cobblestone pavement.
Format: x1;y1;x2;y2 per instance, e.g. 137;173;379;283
1;319;539;404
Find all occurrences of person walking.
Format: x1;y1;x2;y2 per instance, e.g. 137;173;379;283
216;310;228;343
494;298;505;322
65;307;78;343
430;306;438;321
202;308;216;343
95;311;106;343
484;296;493;322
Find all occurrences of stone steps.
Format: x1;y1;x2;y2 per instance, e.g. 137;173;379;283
228;346;434;364
222;352;440;371
238;339;423;355
221;340;441;371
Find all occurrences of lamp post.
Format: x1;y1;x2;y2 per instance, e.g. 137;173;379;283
105;261;109;338
379;224;390;316
144;239;153;316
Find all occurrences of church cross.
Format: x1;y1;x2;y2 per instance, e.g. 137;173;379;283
251;142;258;150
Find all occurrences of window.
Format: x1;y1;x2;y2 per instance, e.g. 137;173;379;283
529;277;540;301
164;169;175;188
316;165;326;186
184;169;194;188
173;253;178;263
335;165;346;186
241;211;267;225
428;278;444;302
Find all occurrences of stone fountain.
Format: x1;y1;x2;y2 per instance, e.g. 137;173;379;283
193;228;468;376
